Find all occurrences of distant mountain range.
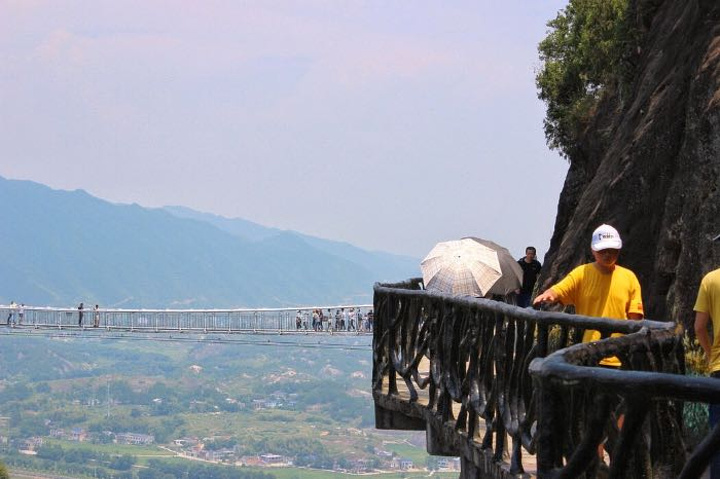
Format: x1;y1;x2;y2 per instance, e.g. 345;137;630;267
0;177;419;308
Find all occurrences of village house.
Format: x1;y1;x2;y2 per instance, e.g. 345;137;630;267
69;428;88;442
207;448;235;463
351;458;375;473
436;457;461;471
238;455;263;467
390;457;414;470
116;432;155;445
260;453;292;466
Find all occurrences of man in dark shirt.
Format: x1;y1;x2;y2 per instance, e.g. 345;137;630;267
516;246;542;307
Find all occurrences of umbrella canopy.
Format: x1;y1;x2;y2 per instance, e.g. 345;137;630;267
420;238;504;297
462;237;523;295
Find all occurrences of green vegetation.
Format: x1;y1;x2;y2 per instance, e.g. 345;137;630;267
36;445;136;470
267;469;458;479
139;459;275;479
39;438;175;460
383;442;427;464
536;0;636;158
0;336;442;478
0;461;8;479
683;335;711;448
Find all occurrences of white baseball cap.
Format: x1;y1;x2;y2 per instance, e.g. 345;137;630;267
591;224;622;251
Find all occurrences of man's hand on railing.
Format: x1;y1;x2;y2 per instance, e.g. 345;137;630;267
533;288;559;309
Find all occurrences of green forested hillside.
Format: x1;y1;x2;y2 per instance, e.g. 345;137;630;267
0;336;450;479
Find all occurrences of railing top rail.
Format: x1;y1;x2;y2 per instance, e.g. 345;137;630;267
0;304;373;314
374;280;673;335
529;327;720;401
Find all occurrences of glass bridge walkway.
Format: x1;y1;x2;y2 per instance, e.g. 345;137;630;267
0;304;374;341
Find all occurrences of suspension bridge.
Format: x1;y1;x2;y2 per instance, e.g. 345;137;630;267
0;304;374;349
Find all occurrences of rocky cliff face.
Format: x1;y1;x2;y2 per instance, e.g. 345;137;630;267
540;0;720;329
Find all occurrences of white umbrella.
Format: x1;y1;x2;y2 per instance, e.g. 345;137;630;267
421;238;505;297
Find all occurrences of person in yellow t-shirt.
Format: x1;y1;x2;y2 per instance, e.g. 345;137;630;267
533;224;644;367
694;258;720;373
693;233;720;479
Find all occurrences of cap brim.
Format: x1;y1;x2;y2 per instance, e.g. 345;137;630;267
714;233;720;242
592;241;622;251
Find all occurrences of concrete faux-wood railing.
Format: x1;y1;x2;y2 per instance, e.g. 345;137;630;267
372;278;720;478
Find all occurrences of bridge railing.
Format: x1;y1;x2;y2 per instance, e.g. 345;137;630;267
372;279;718;478
0;304;372;333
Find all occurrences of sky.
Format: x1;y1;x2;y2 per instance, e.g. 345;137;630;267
0;0;570;260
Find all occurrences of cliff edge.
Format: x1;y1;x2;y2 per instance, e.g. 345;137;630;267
540;0;720;328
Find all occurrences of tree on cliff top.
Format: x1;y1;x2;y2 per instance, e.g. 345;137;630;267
536;0;635;158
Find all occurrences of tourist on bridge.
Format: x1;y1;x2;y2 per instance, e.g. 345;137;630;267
93;304;100;328
516;246;542;307
302;310;309;330
324;309;331;331
6;301;16;326
348;308;356;331
693;233;720;479
334;309;341;331
78;302;84;327
312;309;320;331
358;309;367;332
295;310;302;330
318;309;325;331
18;303;24;325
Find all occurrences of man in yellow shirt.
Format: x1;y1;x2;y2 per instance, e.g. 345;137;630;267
534;224;643;464
693;233;720;479
533;224;644;366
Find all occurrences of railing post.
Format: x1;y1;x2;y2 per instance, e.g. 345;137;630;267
534;370;561;477
492;309;507;464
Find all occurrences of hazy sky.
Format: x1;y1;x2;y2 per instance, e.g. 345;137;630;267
0;0;569;259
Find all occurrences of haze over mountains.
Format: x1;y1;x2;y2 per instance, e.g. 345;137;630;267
0;177;419;308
